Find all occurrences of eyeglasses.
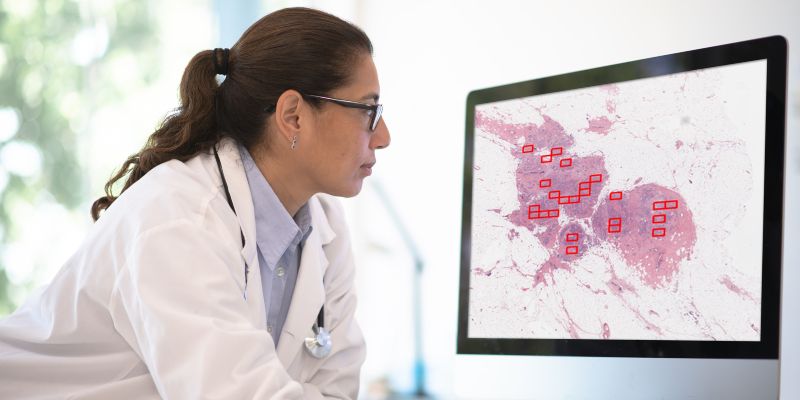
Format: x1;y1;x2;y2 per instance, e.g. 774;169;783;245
303;93;383;132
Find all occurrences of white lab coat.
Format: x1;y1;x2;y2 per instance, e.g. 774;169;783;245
0;138;366;399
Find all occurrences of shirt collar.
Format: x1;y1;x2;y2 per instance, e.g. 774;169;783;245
238;144;313;271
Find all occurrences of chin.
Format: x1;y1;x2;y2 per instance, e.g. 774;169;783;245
343;183;364;197
326;180;364;198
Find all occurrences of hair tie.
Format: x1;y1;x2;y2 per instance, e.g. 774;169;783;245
213;48;230;75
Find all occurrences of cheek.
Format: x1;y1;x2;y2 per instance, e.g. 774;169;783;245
318;117;363;159
312;117;370;179
334;132;369;165
313;135;361;179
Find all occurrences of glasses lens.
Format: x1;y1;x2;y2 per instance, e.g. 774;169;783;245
371;104;383;131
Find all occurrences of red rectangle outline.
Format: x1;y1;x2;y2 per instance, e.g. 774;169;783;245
653;200;678;210
566;245;578;255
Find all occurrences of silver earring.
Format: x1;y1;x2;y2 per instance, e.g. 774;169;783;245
291;135;297;150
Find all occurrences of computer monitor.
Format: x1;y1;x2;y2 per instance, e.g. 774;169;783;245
456;36;786;399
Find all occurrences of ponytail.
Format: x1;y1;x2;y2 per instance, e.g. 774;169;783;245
90;49;224;221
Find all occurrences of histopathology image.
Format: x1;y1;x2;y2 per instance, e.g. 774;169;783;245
469;60;766;341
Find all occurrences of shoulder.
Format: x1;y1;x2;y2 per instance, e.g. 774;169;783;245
97;154;227;238
72;153;240;287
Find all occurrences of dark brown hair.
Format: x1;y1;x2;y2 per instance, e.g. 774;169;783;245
90;7;373;221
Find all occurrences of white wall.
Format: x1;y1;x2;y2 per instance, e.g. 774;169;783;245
331;0;800;398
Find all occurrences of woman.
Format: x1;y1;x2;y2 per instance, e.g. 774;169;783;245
0;7;389;399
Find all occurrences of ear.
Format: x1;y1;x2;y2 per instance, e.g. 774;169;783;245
273;89;306;143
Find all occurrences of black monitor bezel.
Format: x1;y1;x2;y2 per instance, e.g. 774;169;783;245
457;35;786;359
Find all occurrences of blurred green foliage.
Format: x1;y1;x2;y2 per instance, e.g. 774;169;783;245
0;0;157;314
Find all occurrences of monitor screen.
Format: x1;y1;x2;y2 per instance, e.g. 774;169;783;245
458;36;785;359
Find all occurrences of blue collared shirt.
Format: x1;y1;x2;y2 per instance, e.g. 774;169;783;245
239;145;313;345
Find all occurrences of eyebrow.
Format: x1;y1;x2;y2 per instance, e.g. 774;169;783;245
360;92;380;102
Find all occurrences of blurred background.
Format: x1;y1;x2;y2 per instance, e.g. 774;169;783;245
0;0;797;398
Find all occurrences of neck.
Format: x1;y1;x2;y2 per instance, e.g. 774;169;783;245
251;147;311;217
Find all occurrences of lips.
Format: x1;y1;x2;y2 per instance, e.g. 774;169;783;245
360;160;376;176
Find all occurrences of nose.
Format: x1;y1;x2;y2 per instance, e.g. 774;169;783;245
371;117;391;150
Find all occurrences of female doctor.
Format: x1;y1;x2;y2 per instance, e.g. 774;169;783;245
0;7;389;399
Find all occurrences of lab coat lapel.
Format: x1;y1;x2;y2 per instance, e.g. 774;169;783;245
276;226;327;367
214;139;257;259
210;138;264;326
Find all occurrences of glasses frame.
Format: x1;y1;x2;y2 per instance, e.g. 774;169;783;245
302;93;383;131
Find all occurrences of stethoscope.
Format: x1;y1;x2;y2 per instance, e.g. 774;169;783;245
213;145;332;359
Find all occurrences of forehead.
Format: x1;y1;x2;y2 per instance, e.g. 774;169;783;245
334;54;380;101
